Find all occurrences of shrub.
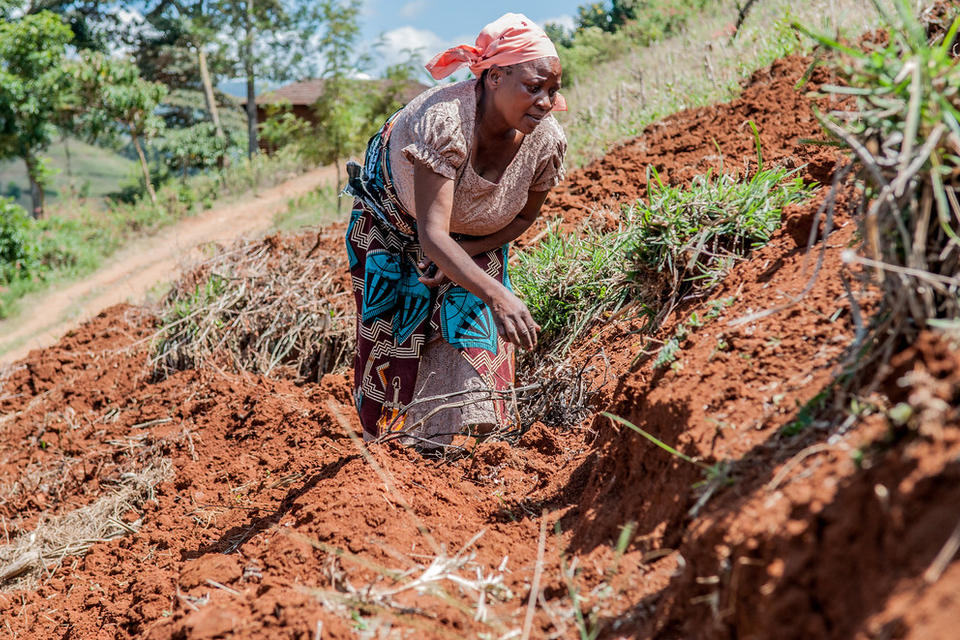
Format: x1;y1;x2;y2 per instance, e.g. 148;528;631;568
0;197;38;283
797;0;960;353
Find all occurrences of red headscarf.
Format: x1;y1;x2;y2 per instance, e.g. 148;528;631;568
425;13;567;111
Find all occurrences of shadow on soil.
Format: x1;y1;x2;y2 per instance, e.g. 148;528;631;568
182;453;361;560
610;453;960;640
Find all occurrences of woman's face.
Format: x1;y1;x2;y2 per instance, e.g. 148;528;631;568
486;57;563;134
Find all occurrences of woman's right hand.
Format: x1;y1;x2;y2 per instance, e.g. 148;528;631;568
489;288;540;350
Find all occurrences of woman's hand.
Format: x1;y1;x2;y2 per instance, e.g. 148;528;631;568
413;161;539;350
489;288;540;350
417;258;449;287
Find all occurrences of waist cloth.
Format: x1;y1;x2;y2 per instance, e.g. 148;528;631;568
343;113;516;440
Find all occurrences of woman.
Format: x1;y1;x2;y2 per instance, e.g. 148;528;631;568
345;13;567;447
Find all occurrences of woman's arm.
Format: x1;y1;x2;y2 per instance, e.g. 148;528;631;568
418;189;548;282
458;189;549;257
414;161;540;350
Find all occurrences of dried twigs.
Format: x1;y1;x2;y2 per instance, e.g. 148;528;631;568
795;3;960;380
151;232;354;381
0;461;171;588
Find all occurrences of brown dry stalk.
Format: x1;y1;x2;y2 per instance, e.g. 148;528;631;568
0;461;171;589
152;233;353;382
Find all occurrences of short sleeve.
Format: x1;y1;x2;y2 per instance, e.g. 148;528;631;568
530;131;567;192
401;102;467;180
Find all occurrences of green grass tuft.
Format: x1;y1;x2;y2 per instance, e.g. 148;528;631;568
511;161;813;358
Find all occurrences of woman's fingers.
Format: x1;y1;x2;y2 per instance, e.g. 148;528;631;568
501;310;537;350
520;308;538;349
418;271;448;287
490;289;539;350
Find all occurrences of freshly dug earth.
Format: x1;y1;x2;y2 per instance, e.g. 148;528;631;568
1;54;958;639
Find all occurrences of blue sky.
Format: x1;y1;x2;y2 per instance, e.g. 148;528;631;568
360;0;581;72
183;1;584;95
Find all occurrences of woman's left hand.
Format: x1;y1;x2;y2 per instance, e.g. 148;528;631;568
418;258;450;287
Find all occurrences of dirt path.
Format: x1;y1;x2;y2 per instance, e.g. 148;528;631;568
0;165;339;364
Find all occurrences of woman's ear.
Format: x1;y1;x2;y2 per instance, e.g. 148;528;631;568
486;65;502;88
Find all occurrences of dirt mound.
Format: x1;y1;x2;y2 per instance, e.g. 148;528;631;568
1;51;958;640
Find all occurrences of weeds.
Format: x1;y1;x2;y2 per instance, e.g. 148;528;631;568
628;161;814;313
798;0;960;373
512;221;639;355
512;155;812;361
652;298;736;369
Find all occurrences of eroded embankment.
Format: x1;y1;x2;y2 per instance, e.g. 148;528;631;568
0;53;958;639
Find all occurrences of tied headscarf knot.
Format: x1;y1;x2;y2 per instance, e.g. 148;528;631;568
425;13;567;111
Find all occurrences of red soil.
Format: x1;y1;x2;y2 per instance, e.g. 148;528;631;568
1;53;958;639
537;56;846;237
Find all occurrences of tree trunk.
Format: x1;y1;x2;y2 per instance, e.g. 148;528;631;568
198;47;229;169
130;124;157;206
63;135;73;178
23;153;44;219
62;134;75;198
335;159;342;213
244;0;258;159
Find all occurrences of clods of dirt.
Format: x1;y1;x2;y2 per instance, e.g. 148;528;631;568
0;48;958;640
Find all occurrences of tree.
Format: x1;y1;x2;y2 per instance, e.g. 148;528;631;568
71;53;168;205
161;121;237;179
577;0;639;33
305;0;367;205
215;0;326;157
9;1;119;51
0;10;73;218
544;22;574;48
136;1;233;166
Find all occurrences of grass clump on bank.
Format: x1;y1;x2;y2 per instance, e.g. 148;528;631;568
630;161;813;310
511;160;814;359
800;0;960;369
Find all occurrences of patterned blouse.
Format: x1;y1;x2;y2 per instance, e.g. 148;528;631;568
387;79;567;236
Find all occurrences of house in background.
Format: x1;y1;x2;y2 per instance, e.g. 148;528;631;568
248;78;429;152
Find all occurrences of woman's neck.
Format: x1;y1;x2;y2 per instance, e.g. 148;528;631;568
475;80;516;143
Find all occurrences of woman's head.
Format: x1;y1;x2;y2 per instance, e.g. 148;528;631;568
425;13;566;112
480;57;562;134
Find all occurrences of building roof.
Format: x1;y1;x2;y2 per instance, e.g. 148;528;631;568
252;78;429;106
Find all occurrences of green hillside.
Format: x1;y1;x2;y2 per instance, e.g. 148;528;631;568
0;137;137;212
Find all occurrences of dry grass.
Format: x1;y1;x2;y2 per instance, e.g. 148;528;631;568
796;0;960;381
0;460;171;590
151;231;354;381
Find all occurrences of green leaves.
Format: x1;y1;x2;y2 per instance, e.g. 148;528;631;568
0;10;74;215
70;52;167;140
626;163;813;301
801;1;960;335
0;197;38;283
512;153;812;359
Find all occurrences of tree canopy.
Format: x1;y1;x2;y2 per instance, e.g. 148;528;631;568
0;10;74;217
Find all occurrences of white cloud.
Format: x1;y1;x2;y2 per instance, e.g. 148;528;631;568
542;14;576;33
399;0;429;19
378;26;448;61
